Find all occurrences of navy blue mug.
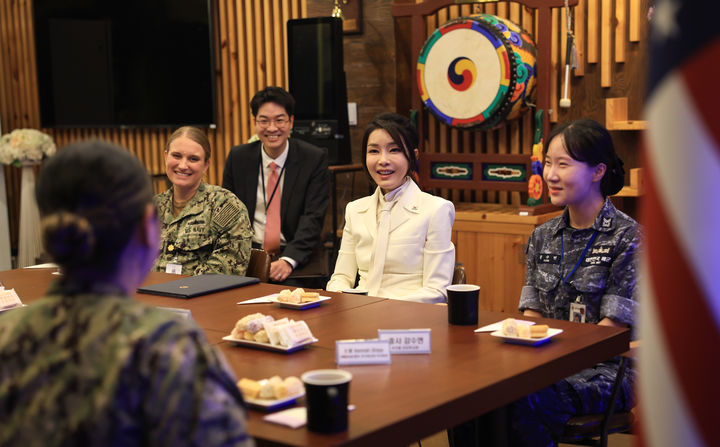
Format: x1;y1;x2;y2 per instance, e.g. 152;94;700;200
446;284;480;325
301;369;352;433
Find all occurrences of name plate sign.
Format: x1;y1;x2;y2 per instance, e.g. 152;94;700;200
335;339;392;365
377;329;432;354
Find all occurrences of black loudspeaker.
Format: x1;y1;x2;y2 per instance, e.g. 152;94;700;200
287;17;351;166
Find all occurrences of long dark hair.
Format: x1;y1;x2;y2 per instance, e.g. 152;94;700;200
361;112;419;181
546;118;625;196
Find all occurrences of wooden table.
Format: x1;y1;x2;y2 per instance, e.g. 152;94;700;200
452;203;562;314
0;268;630;447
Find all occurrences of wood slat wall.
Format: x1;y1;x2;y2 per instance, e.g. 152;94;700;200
400;0;649;206
0;0;307;252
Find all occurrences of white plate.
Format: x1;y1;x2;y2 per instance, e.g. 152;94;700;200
0;304;26;313
244;390;305;411
490;328;563;346
222;335;318;353
267;294;331;310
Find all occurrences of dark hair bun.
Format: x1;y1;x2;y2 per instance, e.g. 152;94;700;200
36;140;152;273
41;212;95;265
602;155;626;196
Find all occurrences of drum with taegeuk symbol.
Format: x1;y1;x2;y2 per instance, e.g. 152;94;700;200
417;14;537;130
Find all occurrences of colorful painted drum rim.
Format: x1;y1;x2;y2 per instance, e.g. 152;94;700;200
417;14;536;130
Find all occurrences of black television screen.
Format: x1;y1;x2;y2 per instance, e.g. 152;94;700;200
33;0;216;128
288;17;344;120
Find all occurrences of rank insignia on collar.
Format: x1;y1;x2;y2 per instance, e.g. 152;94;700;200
601;217;612;228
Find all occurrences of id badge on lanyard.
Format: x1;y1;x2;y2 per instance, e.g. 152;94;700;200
570;300;586;323
165;245;182;275
561;230;598;323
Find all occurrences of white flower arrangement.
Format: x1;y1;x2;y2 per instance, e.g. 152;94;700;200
0;128;56;166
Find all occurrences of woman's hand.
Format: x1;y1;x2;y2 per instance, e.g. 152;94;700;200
598;317;628;328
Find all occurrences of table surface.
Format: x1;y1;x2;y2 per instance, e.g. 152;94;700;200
0;268;630;447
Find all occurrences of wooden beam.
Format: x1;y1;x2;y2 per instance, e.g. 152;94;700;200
587;0;598;63
551;8;559;122
615;0;627;63
575;0;586;76
629;0;641;42
601;0;612;87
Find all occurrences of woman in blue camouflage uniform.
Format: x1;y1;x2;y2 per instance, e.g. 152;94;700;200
0;141;254;446
154;126;253;276
510;118;640;446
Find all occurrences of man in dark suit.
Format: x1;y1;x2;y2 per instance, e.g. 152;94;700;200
222;87;329;282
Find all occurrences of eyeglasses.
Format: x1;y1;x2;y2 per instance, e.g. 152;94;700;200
255;117;290;128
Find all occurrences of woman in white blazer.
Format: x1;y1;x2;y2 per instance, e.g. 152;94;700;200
326;113;455;303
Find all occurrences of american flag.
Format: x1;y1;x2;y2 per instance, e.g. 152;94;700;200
640;1;720;446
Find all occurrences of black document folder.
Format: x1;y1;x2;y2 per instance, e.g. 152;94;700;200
137;274;259;298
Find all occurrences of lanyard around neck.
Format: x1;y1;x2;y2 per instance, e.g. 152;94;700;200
560;228;599;285
260;159;285;210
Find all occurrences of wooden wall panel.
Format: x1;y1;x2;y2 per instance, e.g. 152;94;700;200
587;0;599;63
394;0;649;208
615;0;627;62
0;0;307;253
551;8;560;122
601;0;612;87
414;2;541;206
575;0;586;76
1;0;651;253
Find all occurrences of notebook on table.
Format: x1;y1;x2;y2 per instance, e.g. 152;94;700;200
137;274;260;298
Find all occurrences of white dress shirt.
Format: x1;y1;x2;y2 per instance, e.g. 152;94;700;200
253;142;296;268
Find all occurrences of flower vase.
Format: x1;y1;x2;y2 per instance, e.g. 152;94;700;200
17;161;43;268
0;166;11;270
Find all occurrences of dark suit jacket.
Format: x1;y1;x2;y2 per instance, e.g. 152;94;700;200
222;138;329;267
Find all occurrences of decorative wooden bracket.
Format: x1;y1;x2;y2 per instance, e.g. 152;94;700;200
605;97;648;130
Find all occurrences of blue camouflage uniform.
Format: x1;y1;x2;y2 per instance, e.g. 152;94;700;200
511;198;640;447
0;280;255;447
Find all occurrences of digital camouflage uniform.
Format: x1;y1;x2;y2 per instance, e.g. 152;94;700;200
0;281;255;447
510;198;640;447
154;182;253;276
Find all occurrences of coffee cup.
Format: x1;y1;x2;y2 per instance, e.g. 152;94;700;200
446;284;480;325
301;369;352;433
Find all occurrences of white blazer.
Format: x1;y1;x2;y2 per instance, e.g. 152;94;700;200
326;181;455;303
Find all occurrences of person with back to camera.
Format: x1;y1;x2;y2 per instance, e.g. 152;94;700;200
0;141;254;446
325;113;456;303
506;118;638;446
154;126;253;276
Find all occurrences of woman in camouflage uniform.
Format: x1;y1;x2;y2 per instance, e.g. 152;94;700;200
154;126;253;276
0;141;254;446
510;118;639;446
